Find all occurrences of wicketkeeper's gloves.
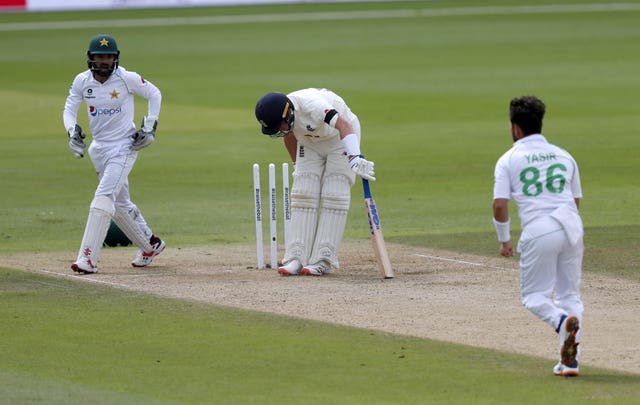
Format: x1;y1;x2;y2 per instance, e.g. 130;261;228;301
132;116;157;151
68;124;86;158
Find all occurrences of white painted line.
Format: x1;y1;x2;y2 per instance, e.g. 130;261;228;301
1;3;639;31
39;269;133;288
413;254;515;272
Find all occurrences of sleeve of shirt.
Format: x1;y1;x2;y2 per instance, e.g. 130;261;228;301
493;154;512;200
62;75;83;132
126;71;162;121
305;96;333;128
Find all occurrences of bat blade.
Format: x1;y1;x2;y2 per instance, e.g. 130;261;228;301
363;178;394;279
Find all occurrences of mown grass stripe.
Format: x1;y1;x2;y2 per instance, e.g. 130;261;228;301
1;3;640;31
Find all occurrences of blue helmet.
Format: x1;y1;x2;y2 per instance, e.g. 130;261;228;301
255;92;295;137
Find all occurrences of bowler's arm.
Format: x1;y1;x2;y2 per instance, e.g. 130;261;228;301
493;198;513;257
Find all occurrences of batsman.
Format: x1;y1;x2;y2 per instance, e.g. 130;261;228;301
255;88;376;276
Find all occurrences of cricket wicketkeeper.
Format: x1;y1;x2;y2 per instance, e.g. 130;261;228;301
63;34;165;274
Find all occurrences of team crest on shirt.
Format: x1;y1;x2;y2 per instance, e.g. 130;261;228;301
110;90;119;99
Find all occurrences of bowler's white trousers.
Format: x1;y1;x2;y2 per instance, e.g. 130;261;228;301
518;215;584;334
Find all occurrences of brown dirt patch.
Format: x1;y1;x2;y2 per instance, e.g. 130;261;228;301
2;240;638;375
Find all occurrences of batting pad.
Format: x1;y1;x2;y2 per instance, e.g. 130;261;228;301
76;195;114;265
308;174;351;268
285;172;321;263
113;207;152;252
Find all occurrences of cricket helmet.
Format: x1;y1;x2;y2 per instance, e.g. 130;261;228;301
255;92;295;136
86;34;120;76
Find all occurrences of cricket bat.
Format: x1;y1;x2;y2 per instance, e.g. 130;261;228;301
362;178;394;279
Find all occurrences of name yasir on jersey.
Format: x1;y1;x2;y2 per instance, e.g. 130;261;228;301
525;152;557;164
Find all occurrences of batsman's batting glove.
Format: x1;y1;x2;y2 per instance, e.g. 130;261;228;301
68;124;86;158
348;155;376;181
131;116;157;151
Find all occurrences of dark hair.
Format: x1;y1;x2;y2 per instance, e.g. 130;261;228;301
509;96;545;135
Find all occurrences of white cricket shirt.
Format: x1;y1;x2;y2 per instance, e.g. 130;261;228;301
63;66;161;145
493;134;583;228
287;88;358;144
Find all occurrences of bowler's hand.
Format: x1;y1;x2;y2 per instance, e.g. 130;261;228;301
500;241;514;257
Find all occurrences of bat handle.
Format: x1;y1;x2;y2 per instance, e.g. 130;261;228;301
362;178;372;198
359;154;373;198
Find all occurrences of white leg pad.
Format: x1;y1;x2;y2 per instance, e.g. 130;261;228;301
309;174;351;268
283;172;320;264
113;206;152;251
76;195;115;267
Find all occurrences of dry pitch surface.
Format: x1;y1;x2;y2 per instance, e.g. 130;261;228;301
2;240;638;375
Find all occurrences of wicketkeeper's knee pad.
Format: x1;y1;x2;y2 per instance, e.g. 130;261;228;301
91;194;116;216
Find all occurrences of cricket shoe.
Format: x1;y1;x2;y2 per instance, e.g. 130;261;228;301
71;259;97;274
559;315;580;367
301;260;331;276
131;235;166;267
278;259;301;276
553;360;579;377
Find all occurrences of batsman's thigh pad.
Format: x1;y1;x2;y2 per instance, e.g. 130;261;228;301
77;195;115;265
320;173;351;210
285;172;321;263
309;174;351;268
291;171;321;209
113;205;152;251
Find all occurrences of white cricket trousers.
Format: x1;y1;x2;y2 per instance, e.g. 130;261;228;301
89;142;151;236
517;215;584;332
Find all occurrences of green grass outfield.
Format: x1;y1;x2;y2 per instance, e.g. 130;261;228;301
1;0;639;402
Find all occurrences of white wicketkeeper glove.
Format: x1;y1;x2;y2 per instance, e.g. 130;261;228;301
68;124;86;158
131;116;157;151
348;155;376;181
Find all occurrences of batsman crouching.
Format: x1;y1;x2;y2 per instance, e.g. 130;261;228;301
63;34;165;274
255;89;376;276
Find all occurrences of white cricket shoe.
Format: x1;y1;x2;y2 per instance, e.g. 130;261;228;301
553;361;579;377
71;259;97;274
131;235;165;267
278;259;301;276
301;260;331;276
